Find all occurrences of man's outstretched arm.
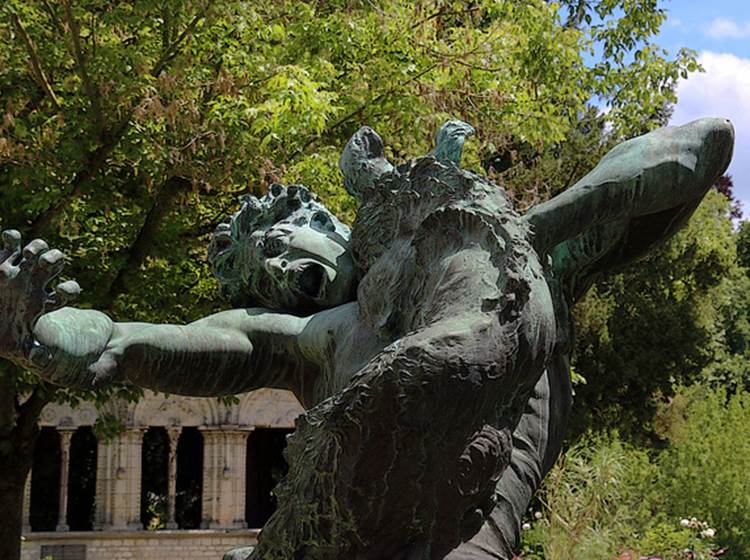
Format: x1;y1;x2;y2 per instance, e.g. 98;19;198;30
446;119;735;559
30;307;312;395
0;230;315;396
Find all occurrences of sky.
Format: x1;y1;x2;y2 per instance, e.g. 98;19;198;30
658;0;750;212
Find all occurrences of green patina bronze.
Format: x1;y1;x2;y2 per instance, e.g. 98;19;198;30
207;183;355;313
0;118;734;559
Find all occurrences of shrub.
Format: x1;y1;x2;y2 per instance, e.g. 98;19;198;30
518;432;719;559
656;386;750;558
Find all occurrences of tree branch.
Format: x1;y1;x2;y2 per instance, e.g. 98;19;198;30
151;9;207;78
410;6;480;30
16;384;50;435
28;8;209;237
9;10;62;111
62;0;103;129
40;0;64;36
13;382;53;458
103;175;192;309
15;85;45;120
302;62;439;153
0;362;18;441
160;5;172;54
565;0;590;29
562;160;582;191
29;113;133;237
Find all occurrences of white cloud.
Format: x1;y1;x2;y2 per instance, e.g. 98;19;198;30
671;51;750;210
667;17;685;30
705;17;750;39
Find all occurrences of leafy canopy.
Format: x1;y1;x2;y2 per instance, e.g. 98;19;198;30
0;0;697;447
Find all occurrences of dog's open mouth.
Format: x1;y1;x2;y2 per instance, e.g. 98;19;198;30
296;262;327;301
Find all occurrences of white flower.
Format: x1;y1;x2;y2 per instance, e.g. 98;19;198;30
534;511;543;520
522;522;532;531
701;528;716;539
680;518;690;527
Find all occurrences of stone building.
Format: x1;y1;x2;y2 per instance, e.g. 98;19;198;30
20;388;304;560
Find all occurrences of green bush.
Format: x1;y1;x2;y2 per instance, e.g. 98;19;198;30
519;385;750;558
518;431;719;559
656;386;750;558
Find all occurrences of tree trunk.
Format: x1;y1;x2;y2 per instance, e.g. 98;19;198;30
0;454;32;560
0;363;49;560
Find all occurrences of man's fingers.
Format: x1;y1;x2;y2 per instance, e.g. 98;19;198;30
28;340;53;369
21;239;49;263
90;352;121;388
1;230;21;262
37;249;66;280
55;280;81;302
45;280;82;312
2;230;21;252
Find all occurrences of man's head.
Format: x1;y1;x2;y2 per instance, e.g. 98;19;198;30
208;184;356;313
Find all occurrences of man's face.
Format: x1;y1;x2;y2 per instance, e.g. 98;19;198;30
209;185;357;313
248;211;356;312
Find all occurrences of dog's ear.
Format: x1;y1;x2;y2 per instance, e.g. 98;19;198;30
339;126;394;200
430;120;475;166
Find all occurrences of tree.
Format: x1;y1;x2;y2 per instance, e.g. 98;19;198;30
570;189;750;440
0;0;697;557
714;175;743;220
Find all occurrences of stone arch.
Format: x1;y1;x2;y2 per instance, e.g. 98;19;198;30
132;392;218;427
97;398;133;425
38;401;98;428
236;388;303;428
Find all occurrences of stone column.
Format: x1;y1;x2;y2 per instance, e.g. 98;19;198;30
123;429;146;529
22;470;31;533
201;427;251;529
166;427;181;529
56;429;75;531
95;428;145;530
200;428;218;528
94;436;112;530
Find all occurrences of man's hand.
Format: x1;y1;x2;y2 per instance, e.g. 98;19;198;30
0;230;81;367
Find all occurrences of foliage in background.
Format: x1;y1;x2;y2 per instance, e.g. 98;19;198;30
0;0;723;557
656;385;750;558
523;436;664;559
570;189;750;439
0;0;698;326
519;432;720;559
0;0;697;469
520;385;750;558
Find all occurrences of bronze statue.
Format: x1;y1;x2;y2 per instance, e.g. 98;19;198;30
0;118;734;559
